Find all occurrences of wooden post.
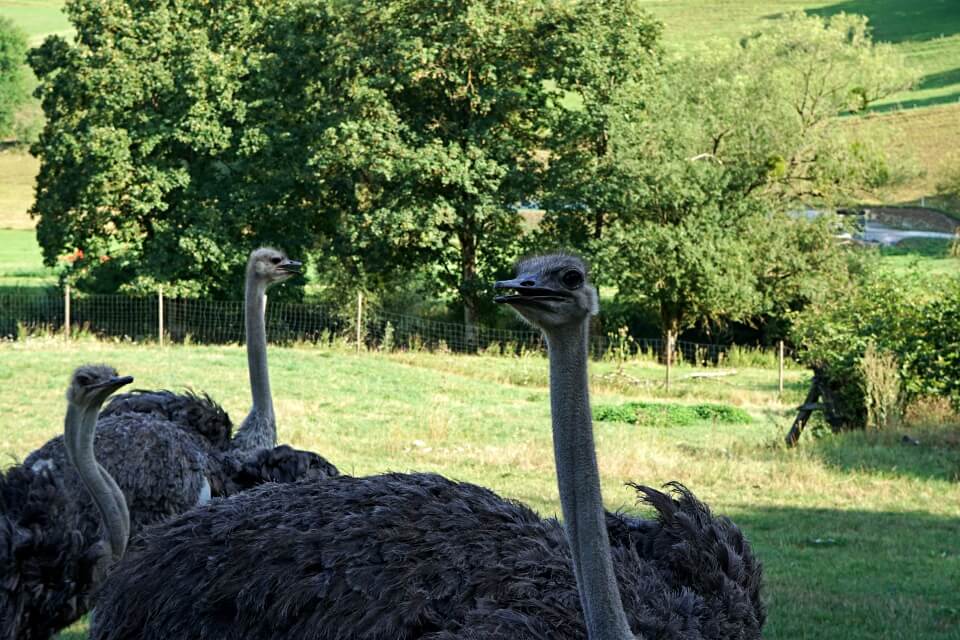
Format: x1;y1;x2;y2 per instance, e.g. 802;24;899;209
64;285;71;340
665;329;673;392
785;379;822;447
778;340;784;397
158;285;164;347
355;291;363;353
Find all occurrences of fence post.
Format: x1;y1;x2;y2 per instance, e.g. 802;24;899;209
158;285;164;347
665;330;673;392
778;340;784;398
355;291;364;353
64;285;71;340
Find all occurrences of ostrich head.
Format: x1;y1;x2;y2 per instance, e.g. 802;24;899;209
247;247;302;288
493;254;598;330
66;364;135;407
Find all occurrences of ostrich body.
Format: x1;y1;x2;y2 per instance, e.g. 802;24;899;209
92;255;763;640
1;365;132;640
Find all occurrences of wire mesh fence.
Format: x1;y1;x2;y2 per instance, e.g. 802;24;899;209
0;291;787;367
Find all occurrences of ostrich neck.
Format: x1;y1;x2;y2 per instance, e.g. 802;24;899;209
65;404;128;560
546;322;633;640
235;272;276;450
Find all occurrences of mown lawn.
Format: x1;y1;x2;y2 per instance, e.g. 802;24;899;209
0;0;71;43
0;228;57;291
1;340;956;639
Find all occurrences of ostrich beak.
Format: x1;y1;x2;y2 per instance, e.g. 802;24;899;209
494;277;570;307
90;375;135;392
278;259;302;275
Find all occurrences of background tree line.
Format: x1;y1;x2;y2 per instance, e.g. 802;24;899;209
24;0;914;348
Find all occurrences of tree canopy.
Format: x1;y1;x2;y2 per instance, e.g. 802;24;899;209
29;3;914;348
538;11;913;343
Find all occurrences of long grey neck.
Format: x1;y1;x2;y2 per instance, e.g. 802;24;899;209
234;270;276;450
545;322;633;640
65;403;128;560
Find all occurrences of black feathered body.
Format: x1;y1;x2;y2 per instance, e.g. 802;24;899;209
24;414;211;531
99;389;233;451
0;465;106;640
92;473;763;640
1;414;223;640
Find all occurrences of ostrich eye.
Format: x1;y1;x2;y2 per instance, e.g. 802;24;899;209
270;257;282;265
561;269;584;289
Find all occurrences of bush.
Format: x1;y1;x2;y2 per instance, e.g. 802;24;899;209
791;273;960;428
858;343;902;430
594;401;752;427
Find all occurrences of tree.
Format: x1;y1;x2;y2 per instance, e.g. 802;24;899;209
257;0;551;341
29;0;289;298
540;12;913;345
0;16;28;139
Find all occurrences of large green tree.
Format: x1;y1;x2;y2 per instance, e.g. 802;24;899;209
30;0;284;297
252;0;551;337
541;12;914;344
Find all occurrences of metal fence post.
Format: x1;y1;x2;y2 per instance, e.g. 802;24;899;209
665;330;673;392
356;291;364;352
778;340;785;398
158;285;164;347
64;285;71;340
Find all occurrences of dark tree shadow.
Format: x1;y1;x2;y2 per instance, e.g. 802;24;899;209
728;506;960;639
803;1;960;44
801;426;960;483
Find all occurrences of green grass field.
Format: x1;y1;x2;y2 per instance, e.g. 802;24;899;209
0;228;57;290
1;340;956;639
644;0;960;111
0;0;70;43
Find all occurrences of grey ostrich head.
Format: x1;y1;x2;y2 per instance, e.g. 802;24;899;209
246;247;302;288
66;364;134;407
494;254;599;330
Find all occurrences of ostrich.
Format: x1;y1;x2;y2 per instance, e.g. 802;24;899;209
91;254;764;640
95;246;303;452
1;365;132;640
23;247;338;530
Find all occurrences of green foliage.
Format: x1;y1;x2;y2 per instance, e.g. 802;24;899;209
593;400;751;427
858;343;902;431
540;12;902;345
791;273;960;427
0;16;28;138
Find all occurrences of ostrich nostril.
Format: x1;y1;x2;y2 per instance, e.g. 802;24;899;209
520;280;535;287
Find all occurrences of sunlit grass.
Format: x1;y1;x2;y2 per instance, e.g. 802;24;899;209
1;340;956;639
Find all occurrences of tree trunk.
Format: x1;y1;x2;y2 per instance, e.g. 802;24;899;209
460;229;479;353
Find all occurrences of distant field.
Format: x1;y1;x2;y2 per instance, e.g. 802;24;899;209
0;228;57;291
0;340;954;640
643;0;960;111
0;148;39;229
0;0;70;43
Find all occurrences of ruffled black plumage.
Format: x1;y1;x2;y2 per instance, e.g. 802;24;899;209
100;389;233;450
92;473;763;640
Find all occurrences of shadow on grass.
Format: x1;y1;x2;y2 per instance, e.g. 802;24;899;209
55;506;960;640
868;91;960;112
803;426;960;483
734;505;960;640
805;1;960;44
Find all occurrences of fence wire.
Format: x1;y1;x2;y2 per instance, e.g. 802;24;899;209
0;292;785;365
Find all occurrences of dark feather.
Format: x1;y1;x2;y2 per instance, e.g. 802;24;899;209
92;473;763;640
